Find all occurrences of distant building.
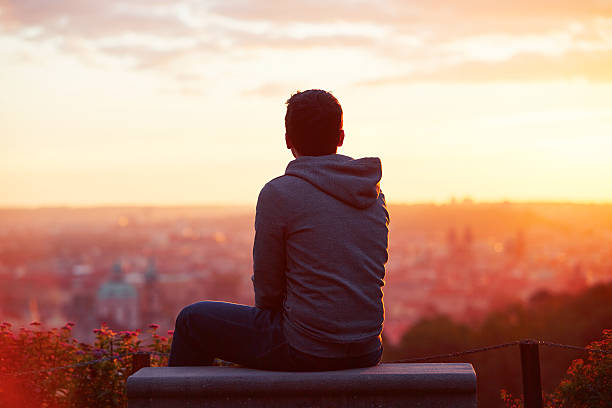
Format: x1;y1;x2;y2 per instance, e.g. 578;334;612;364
66;264;97;341
140;257;163;326
96;261;139;330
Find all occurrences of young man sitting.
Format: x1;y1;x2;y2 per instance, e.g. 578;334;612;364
168;89;390;371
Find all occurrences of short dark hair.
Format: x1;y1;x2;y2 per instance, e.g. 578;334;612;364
285;89;343;156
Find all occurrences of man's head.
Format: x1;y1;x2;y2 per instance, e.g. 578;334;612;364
285;89;344;157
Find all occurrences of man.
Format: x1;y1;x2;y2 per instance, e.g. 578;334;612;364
169;89;389;371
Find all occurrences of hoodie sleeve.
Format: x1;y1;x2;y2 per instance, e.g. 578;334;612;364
252;182;286;310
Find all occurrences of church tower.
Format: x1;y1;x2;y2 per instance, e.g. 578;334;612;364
140;257;162;327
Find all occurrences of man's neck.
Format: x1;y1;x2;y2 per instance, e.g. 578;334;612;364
291;149;338;159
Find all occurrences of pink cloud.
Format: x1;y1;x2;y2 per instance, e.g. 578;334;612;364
0;0;191;38
1;0;611;84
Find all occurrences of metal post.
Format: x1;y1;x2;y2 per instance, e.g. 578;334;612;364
520;339;543;408
132;352;151;375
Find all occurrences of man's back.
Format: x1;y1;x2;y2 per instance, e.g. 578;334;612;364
169;89;389;371
253;154;389;358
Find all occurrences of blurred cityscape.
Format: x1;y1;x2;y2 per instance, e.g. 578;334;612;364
1;201;611;343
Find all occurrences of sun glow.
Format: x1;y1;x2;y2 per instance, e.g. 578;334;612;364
1;1;612;206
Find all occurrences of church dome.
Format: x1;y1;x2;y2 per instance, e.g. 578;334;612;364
97;280;137;299
97;261;138;299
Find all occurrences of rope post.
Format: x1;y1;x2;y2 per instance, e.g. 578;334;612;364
131;352;151;375
520;339;543;408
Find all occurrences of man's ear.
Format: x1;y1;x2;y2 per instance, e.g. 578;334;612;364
337;130;345;147
285;133;292;150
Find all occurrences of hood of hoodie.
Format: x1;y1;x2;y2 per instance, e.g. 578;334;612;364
284;154;382;209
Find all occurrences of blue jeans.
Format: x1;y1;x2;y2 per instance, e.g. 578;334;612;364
168;301;383;371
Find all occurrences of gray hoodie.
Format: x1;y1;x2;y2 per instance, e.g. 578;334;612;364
252;154;390;358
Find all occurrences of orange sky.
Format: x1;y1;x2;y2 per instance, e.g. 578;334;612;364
1;0;612;206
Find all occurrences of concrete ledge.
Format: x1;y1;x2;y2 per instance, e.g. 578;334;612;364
127;363;477;408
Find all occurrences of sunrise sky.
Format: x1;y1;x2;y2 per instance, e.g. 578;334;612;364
1;0;612;206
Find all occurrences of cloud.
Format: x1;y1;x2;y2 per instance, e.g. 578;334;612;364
0;0;192;38
242;82;294;98
208;0;612;35
207;0;385;24
97;38;220;69
208;0;612;23
158;85;205;96
221;29;378;50
0;0;378;69
3;0;612;45
1;0;612;86
174;72;202;82
358;49;612;85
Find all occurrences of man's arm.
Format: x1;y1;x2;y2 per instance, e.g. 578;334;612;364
252;183;286;310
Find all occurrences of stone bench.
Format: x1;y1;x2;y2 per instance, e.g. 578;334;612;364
127;363;477;407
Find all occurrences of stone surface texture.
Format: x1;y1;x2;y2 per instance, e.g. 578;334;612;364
127;363;477;408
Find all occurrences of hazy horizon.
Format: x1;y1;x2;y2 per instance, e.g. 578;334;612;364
3;198;612;210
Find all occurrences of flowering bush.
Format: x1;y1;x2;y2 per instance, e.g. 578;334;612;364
501;329;612;408
547;329;612;407
0;322;172;408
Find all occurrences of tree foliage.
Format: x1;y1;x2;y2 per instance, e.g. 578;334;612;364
384;283;612;407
